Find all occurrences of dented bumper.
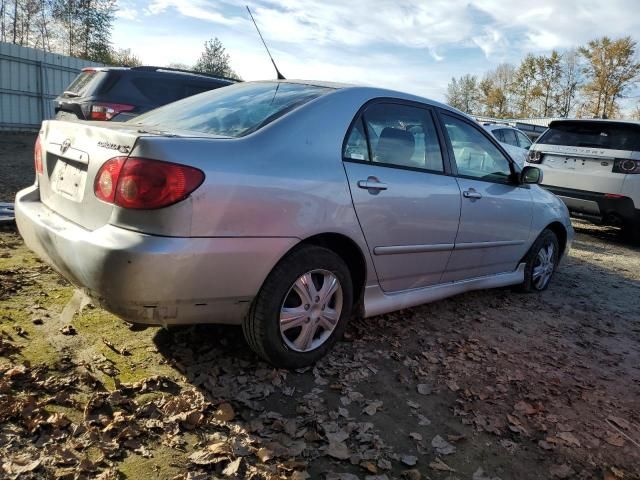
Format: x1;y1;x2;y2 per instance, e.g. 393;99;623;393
15;186;298;326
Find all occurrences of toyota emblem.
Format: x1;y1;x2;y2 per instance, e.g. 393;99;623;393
60;139;71;154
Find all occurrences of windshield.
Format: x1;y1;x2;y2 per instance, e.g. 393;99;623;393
132;82;333;137
539;122;640;151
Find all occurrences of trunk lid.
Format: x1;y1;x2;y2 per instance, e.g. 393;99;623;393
39;120;148;230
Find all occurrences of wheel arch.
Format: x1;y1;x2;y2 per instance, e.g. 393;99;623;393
545;221;568;258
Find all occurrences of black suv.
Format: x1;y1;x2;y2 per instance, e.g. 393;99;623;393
55;66;237;121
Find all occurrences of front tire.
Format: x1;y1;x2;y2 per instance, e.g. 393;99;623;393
517;229;560;293
243;245;353;368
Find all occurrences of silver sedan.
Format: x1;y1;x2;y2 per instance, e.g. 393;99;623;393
15;80;573;368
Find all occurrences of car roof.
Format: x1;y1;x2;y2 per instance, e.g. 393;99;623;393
82;66;237;84
549;118;640;128
253;79;466;118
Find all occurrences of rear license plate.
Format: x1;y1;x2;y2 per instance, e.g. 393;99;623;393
51;160;87;201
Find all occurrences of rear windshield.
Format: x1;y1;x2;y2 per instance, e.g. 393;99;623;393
132;82;333;137
538;122;640;151
65;70;100;96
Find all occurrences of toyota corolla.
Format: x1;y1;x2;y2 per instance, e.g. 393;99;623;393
15;80;573;368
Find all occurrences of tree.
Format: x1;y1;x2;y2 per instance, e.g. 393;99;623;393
579;36;640;118
479;63;515;118
107;47;141;67
534;50;563;116
193;37;240;80
511;54;540;117
558;49;581;117
446;74;481;114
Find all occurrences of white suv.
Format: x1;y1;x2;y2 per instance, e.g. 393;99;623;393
527;119;640;240
483;123;533;167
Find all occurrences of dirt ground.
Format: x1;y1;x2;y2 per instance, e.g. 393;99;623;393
1;134;639;480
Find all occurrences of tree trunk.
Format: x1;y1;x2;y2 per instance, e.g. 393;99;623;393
12;0;18;43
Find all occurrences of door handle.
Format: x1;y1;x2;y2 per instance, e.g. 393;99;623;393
463;189;482;199
357;179;388;191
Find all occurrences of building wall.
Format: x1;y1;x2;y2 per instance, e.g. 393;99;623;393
0;42;102;132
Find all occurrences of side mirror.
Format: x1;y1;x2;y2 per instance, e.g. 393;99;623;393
521;165;543;184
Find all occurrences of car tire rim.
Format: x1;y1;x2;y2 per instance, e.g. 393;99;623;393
532;242;555;290
279;269;343;353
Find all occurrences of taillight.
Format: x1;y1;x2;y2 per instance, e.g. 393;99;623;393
89;103;135;121
612;158;640;174
527;149;543;164
34;136;43;174
94;157;204;209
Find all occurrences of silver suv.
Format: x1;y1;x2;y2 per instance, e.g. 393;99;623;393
528;119;640;240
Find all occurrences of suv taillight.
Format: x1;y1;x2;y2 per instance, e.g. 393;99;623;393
34;136;43;174
90;102;135;121
95;157;204;209
528;149;543;164
613;158;640;174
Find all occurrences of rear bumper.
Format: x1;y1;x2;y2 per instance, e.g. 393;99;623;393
15;186;298;326
543;185;640;226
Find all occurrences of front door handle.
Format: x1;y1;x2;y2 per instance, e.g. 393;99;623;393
358;178;388;191
463;189;482;199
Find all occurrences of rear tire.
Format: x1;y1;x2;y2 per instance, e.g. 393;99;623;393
243;245;353;369
516;229;560;293
621;221;640;243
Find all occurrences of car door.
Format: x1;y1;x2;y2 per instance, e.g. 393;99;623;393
439;112;533;282
343;101;461;292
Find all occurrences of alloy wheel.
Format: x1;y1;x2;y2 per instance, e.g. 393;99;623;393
279;269;343;353
532;242;555;290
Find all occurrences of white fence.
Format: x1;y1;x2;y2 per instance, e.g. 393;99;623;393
0;42;102;131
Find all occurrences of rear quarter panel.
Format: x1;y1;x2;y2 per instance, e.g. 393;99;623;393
124;88;380;282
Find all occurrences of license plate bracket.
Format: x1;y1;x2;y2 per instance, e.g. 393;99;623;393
51;160;87;201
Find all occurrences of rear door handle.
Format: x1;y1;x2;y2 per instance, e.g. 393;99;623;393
463;190;482;199
357;179;388;191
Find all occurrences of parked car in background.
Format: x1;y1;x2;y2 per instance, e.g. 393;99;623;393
54;66;236;122
527;119;640;240
16;80;573;368
483;123;533;167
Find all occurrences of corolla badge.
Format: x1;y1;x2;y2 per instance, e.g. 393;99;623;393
60;139;71;154
97;141;131;154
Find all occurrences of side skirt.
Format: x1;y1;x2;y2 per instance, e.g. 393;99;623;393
363;263;526;318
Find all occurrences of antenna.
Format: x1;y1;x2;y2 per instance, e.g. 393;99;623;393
246;5;285;80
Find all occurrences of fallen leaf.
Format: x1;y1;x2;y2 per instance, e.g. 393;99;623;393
446;380;460;392
363;400;383;416
409;432;422;441
549;464;575;479
401;455;417;466
401;469;421;480
431;435;456;455
213;403;235;422
605;433;625;447
326;442;350;460
607;415;631;431
222;457;242;476
514;401;536;415
256;447;273;463
417;384;431;395
557;431;581;447
429;458;455;472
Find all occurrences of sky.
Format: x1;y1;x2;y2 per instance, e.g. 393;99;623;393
112;0;640;105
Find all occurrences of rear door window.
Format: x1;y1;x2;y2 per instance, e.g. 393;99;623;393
539;122;640;151
349;103;444;172
500;128;519;147
515;131;532;149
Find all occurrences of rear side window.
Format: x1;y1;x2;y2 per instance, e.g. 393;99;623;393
500;129;519;147
64;70;100;96
516;131;532;149
539;122;640;151
134;82;332;137
343;103;444;172
132;77;186;104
